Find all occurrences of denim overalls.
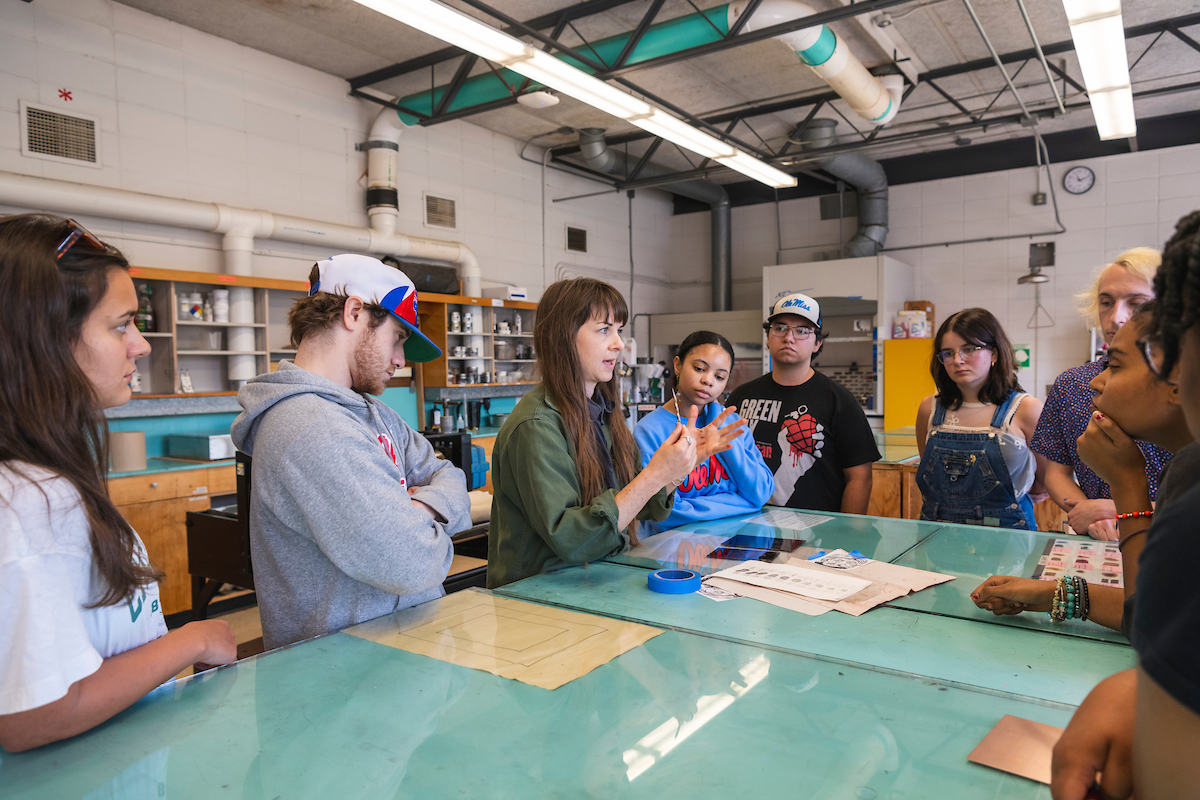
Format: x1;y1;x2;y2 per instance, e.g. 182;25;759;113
917;390;1038;530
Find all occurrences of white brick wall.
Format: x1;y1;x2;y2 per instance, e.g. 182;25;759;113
0;0;685;324
702;142;1200;398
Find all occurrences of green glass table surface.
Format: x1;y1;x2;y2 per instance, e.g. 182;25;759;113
607;510;946;574
1;592;1072;800
886;523;1129;644
496;562;1134;706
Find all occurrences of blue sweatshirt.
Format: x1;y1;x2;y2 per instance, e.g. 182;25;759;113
634;402;774;534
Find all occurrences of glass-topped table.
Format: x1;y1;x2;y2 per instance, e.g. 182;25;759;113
1;590;1071;799
609;509;944;574
875;426;921;464
887;522;1128;644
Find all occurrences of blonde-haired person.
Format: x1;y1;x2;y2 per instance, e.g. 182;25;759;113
486;278;745;588
1031;247;1171;539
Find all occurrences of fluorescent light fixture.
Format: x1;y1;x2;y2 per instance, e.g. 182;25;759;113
352;0;796;188
1061;0;1136;140
1061;0;1121;25
355;0;532;65
633;110;737;160
1089;86;1137;139
1070;14;1130;91
715;151;799;188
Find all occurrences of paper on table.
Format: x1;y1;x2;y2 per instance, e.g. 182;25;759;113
779;549;955;616
741;509;833;531
705;577;831;615
711;561;872;601
967;714;1063;785
344;589;662;691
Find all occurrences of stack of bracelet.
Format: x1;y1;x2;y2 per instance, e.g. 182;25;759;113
1049;575;1090;622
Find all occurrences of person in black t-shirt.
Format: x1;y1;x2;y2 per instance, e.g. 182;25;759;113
1050;212;1200;799
727;293;880;514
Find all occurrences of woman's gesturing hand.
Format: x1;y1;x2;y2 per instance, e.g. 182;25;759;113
690;405;747;468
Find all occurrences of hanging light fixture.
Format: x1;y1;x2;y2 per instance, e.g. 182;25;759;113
352;0;797;188
1061;0;1136;140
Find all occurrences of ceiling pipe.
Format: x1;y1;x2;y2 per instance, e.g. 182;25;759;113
0;169;482;295
729;0;904;126
577;128;732;312
385;1;905;133
797;118;889;256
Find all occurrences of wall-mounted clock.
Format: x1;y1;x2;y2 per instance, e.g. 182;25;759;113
1063;165;1096;195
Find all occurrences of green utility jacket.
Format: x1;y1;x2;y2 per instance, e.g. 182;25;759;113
486;384;674;588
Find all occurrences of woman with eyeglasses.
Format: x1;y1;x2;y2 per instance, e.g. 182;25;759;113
0;215;236;752
969;301;1195;633
915;307;1047;530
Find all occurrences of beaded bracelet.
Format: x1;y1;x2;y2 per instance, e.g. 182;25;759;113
1049;576;1089;623
1115;510;1153;520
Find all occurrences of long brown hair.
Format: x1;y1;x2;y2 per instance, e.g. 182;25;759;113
0;214;158;606
930;307;1022;411
534;278;638;517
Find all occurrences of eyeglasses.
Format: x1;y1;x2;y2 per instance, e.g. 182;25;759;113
767;323;816;340
1136;334;1172;381
936;344;992;364
55;219;107;261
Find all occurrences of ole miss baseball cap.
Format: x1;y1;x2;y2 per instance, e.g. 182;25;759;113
310;254;442;363
767;292;822;330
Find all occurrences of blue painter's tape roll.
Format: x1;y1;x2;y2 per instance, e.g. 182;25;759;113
648;568;701;594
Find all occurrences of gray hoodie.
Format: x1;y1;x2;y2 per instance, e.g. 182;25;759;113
231;361;469;649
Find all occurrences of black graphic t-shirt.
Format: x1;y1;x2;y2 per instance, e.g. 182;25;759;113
727;371;881;512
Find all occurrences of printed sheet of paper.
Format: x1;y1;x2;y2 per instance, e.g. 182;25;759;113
344;589;662;691
780;549;956;616
741;509;833;531
1031;538;1123;588
967;714;1063;785
711;561;872;601
811;549;870;570
705;577;831;615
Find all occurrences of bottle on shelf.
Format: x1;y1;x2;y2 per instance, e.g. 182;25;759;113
515;313;522;336
136;283;155;333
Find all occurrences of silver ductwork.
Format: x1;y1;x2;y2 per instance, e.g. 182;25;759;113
577;128;732;311
798;119;889;257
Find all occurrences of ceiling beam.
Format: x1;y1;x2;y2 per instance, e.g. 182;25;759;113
348;0;642;88
920;12;1200;82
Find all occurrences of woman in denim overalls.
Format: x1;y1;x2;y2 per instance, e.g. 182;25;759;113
916;309;1047;530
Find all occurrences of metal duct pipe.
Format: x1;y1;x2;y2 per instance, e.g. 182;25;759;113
798;119;888;256
730;0;904;126
577;128;732;311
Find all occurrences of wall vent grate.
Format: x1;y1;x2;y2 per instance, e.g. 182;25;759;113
26;106;97;163
424;194;457;230
566;226;588;253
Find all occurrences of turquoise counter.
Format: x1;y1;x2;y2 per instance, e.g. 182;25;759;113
1;591;1072;799
108;456;234;479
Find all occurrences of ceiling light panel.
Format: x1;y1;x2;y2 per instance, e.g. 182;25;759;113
352;0;796;188
1061;0;1135;140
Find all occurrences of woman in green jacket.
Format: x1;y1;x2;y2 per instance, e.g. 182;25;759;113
487;278;742;588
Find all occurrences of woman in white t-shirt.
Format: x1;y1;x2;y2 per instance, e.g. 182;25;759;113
0;214;236;752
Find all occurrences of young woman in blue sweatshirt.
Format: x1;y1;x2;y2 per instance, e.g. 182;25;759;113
635;331;774;533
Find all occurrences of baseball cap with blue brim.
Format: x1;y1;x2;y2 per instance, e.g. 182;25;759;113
767;292;822;330
310;254;441;363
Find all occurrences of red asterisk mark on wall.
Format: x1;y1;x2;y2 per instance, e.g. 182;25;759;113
58;89;73;101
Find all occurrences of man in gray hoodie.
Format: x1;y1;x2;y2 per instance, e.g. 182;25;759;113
231;254;470;649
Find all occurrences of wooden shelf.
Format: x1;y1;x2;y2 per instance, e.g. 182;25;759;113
134;391;238;399
141;332;173;338
495;358;536;363
177;321;267;328
447;331;492;337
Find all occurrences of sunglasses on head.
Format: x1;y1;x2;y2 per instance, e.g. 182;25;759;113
55;219;107;260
